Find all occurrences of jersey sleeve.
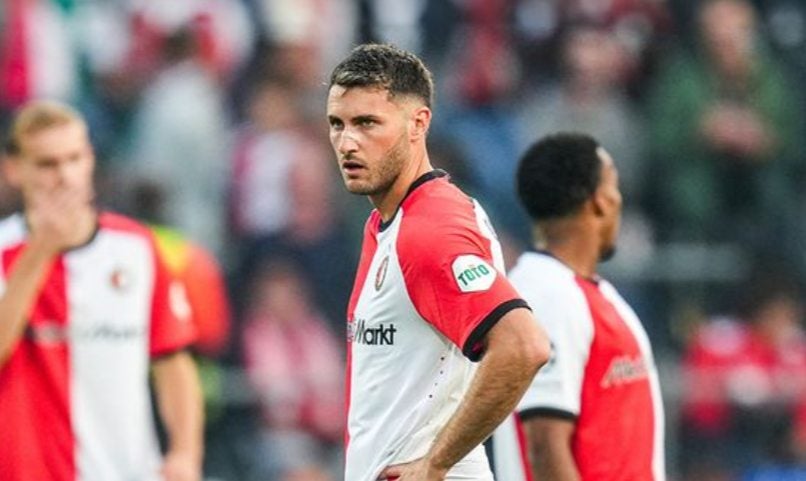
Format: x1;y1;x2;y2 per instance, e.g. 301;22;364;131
398;220;528;361
148;239;197;358
515;274;593;419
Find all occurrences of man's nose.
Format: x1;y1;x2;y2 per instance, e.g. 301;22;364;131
337;129;359;156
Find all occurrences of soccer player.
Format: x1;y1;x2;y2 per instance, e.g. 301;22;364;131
326;43;551;481
0;101;203;481
492;133;665;480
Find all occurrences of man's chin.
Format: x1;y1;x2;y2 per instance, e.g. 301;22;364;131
344;180;376;196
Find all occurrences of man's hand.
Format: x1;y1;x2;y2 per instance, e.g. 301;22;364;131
378;458;448;481
27;186;94;254
161;450;201;481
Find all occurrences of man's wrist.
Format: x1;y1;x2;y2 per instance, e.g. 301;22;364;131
166;445;203;465
422;453;450;478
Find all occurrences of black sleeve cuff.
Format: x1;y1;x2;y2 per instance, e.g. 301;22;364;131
462;298;530;362
519;407;578;422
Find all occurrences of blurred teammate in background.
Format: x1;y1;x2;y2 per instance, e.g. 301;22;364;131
0;100;203;481
492;133;665;480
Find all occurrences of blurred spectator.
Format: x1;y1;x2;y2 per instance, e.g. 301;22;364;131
235;0;357;125
680;268;806;480
435;0;527;242
361;0;426;52
130;0;254;81
253;0;358;65
648;0;804;255
518;23;645;208
242;259;343;481
229;72;354;329
758;0;806;84
0;0;78;110
514;0;671;96
127;27;229;255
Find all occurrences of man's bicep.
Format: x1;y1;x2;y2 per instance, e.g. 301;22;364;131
483;306;544;356
399;224;525;357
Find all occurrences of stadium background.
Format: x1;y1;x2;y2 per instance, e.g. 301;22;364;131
3;0;806;480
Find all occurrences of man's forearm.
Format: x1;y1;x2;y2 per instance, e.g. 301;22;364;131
425;309;549;472
152;352;204;462
0;241;56;365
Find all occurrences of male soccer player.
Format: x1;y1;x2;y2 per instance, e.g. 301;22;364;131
492;133;665;480
326;44;551;481
0;101;203;481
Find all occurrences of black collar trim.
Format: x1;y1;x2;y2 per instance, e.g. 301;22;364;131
379;169;448;232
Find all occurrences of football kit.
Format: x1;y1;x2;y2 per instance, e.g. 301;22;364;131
492;251;665;481
345;171;528;481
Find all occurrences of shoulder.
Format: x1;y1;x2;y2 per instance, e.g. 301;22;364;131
396;178;482;256
509;253;581;302
98;212;158;247
99;211;149;233
510;253;593;330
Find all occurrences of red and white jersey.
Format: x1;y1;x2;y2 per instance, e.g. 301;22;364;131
0;212;195;481
345;171;528;481
492;251;664;481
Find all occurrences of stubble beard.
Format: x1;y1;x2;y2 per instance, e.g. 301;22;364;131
345;132;409;197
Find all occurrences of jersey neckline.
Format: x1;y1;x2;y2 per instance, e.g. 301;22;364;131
530;248;601;285
378;169;448;232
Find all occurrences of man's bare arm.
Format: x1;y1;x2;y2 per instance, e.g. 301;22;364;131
152;351;204;481
382;307;550;480
0;238;58;365
524;416;581;481
0;187;95;366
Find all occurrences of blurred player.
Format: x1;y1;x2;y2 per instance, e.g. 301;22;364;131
0;101;203;481
492;133;665;480
326;44;550;481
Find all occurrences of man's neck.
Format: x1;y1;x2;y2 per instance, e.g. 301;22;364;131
28;207;99;250
73;208;99;247
373;150;433;222
534;221;600;278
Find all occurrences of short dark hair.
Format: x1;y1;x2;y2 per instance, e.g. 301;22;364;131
329;44;434;107
516;133;602;221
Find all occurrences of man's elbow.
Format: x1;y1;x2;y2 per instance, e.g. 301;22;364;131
523;327;551;373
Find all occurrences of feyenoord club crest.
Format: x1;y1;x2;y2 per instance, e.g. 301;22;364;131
110;267;133;292
375;255;390;291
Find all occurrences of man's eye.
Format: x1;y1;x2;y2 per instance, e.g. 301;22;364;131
359;119;375;127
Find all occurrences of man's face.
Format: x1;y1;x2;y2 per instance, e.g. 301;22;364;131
8;122;95;205
327;85;412;197
596;148;623;261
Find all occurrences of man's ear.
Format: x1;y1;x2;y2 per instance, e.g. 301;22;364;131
410;106;432;141
590;188;607;218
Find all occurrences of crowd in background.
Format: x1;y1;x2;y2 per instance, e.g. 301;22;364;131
4;0;806;480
